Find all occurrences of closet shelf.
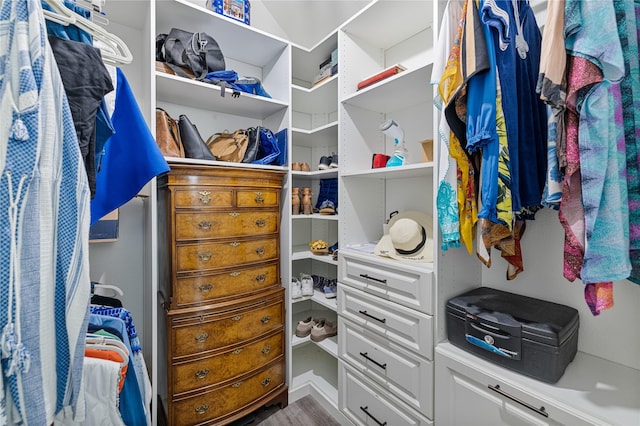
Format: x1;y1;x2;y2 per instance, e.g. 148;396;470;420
292;214;339;222
291;32;337;83
156;0;289;68
341;0;433;50
292;246;339;265
291;169;338;179
165;157;288;172
292;289;338;311
341;162;433;179
156;73;288;119
341;64;434;113
292;77;338;114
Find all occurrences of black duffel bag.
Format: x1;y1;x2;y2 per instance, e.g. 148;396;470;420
157;28;225;79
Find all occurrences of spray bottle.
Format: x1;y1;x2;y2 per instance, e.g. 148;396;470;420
379;119;407;167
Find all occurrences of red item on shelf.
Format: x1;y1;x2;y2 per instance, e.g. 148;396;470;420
357;64;406;91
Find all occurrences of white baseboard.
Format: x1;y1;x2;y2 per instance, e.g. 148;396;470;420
289;382;352;425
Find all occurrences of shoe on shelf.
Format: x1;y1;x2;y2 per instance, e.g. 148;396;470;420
300;273;314;296
318;200;336;215
323;281;337;299
292;162;301;171
310;319;337;342
311;274;326;291
296;316;323;338
329;153;338;168
318;156;331;170
300;162;311;172
291;277;302;299
328;242;338;254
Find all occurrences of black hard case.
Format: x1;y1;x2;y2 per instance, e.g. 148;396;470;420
446;287;579;383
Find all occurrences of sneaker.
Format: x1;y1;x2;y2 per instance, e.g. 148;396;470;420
310;320;337;342
318;200;336;215
300;273;314;296
323;281;337;299
318;156;331;170
296;316;322;338
291;278;302;299
329;153;338;168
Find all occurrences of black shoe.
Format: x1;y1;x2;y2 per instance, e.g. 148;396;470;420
318;155;331;170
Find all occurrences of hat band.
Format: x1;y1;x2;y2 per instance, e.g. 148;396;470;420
395;226;426;255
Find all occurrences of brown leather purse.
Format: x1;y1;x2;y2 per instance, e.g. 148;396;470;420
155;108;185;157
206;129;249;162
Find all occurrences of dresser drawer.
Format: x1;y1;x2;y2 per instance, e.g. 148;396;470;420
176;237;278;272
175;210;279;240
339;318;433;415
174;262;279;308
172;330;284;395
170;291;284;358
340;251;433;314
338;285;433;357
339;361;433;425
174;188;234;208
172;359;285;425
236;189;279;208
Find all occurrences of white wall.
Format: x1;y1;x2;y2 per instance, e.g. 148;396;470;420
481;208;640;371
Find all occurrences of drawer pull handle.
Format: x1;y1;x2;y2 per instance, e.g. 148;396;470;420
488;384;548;418
359;273;387;284
358;310;386;324
255;192;264;203
194;369;209;379
198;191;211;204
359;352;387;370
232;348;243;355
231;315;243;321
260;315;271;324
261;345;271;355
197;252;212;261
194;333;209;343
229;212;240;217
255;274;266;282
359;406;386;426
229;241;240;247
256;247;265;256
231;381;243;388
198;284;213;293
255;219;266;227
230;272;240;277
195;404;209;415
261;377;271;387
198;221;212;230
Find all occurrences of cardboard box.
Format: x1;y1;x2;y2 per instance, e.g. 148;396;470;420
206;0;250;25
420;139;433;162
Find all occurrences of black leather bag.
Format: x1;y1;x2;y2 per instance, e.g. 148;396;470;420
242;127;261;163
161;28;225;79
178;115;217;161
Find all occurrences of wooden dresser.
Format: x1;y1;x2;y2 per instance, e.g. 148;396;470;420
157;164;288;425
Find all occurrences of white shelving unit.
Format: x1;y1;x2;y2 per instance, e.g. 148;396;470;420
287;24;341;418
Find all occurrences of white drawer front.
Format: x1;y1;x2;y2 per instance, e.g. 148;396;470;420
339;361;433;426
340;252;433;314
338;285;433;357
339;319;433;416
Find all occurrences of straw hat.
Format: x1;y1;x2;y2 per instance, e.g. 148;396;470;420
374;211;434;263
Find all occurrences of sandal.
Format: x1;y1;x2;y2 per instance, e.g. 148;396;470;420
318;200;336;215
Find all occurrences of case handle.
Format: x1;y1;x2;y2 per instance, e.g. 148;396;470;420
359;406;386;426
358;310;386;324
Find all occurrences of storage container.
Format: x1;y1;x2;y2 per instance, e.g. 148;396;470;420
446;287;579;383
206;0;250;25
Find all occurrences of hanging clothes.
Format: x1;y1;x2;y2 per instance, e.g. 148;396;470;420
432;0;465;252
90;67;170;224
0;0;91;423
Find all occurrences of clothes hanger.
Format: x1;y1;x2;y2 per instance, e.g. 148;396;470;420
85;342;129;367
42;0;77;26
86;333;129;354
91;281;125;298
42;0;133;65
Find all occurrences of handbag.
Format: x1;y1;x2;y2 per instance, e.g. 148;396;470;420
178;115;217;161
242;127;260;163
252;127;280;165
206;129;249;162
160;28;225;79
155;108;184;158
